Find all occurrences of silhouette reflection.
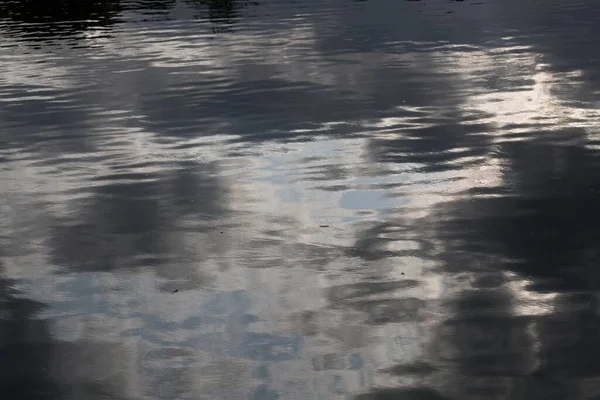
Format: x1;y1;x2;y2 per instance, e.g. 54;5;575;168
0;264;59;399
185;0;259;32
354;387;451;400
0;0;122;43
124;0;176;13
0;262;134;399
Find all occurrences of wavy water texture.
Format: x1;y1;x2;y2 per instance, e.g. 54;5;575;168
1;0;600;399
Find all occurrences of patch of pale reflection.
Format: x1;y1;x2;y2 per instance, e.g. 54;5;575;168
79;26;114;47
50;313;145;343
174;134;447;395
366;110;441;133
0;105;470;400
451;47;600;140
243;135;481;224
232;137;366;232
245;266;326;326
225;132;458;383
185;352;258;395
503;272;557;317
0;52;79;90
101;21;320;77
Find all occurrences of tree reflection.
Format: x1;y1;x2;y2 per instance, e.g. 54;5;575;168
185;0;259;32
0;0;122;42
121;0;177;22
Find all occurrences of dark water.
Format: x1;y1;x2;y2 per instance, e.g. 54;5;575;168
1;0;600;398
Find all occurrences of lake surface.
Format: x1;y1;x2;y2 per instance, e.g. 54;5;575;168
1;0;600;398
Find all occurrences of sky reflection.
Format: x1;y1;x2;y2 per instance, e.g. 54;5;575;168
1;0;600;399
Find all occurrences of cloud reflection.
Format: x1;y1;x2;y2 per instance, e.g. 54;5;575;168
1;0;600;399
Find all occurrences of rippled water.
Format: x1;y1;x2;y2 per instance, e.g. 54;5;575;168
2;0;600;398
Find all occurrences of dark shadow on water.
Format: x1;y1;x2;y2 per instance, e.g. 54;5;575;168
0;0;263;43
359;129;600;398
185;0;261;33
354;387;452;400
433;130;600;291
0;261;134;399
0;0;122;44
0;264;60;399
123;0;176;13
47;160;229;289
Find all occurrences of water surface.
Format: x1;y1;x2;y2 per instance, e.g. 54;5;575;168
2;0;600;399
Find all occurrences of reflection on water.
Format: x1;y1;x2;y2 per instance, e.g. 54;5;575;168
2;0;600;398
184;0;261;33
0;0;121;45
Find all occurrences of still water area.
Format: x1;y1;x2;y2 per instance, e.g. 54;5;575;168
1;0;600;398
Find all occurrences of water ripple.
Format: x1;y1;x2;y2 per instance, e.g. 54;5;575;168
2;0;600;399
